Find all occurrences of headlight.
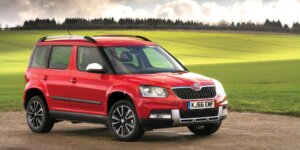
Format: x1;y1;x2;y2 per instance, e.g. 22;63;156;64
213;79;226;96
139;86;169;97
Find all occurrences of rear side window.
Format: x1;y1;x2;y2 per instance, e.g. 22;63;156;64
49;46;72;70
77;47;103;71
31;46;49;68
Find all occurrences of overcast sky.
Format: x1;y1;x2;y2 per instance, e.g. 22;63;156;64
1;0;300;27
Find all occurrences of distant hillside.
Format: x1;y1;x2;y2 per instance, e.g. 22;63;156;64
9;18;300;33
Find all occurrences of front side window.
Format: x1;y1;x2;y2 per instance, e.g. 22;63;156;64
77;47;103;71
31;46;49;68
104;46;185;74
49;46;72;70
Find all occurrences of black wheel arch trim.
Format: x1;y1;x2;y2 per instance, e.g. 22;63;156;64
24;88;47;110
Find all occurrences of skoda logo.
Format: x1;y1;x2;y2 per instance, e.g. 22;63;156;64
192;83;201;91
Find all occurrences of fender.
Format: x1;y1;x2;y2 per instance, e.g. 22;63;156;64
106;83;142;116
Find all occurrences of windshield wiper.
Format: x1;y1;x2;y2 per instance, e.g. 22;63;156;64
169;70;188;73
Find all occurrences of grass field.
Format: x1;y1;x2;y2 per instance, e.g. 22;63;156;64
0;30;300;115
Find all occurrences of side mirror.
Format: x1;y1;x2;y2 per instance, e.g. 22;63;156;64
86;63;104;73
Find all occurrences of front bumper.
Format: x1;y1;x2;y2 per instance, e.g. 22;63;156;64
140;106;227;129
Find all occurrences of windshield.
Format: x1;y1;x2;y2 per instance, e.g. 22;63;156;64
103;46;186;74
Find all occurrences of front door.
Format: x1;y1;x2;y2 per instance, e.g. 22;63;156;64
69;46;109;115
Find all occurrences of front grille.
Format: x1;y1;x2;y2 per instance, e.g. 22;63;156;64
172;86;216;99
180;108;219;118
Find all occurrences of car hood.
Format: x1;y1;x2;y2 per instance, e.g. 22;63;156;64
119;72;214;88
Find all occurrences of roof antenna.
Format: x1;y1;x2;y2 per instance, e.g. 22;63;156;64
67;27;71;36
65;25;72;39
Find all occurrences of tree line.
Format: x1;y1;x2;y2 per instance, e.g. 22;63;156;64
9;17;300;33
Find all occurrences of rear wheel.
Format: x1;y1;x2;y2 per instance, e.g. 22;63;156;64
187;122;221;135
108;100;145;141
26;95;54;133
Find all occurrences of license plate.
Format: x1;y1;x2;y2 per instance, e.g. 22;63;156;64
188;100;214;109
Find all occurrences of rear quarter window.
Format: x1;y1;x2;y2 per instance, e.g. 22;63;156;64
49;46;72;70
31;46;50;68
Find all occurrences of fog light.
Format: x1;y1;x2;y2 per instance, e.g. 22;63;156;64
149;114;171;119
221;106;228;116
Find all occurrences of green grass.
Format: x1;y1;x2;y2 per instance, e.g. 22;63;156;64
188;60;300;115
0;30;300;115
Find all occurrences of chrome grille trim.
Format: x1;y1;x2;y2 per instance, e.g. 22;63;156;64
171;107;223;125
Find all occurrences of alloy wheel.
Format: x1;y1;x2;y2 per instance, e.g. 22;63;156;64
111;105;135;137
27;100;44;129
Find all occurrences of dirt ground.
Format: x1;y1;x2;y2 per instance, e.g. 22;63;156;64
0;111;299;150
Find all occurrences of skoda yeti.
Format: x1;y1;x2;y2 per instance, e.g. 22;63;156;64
23;35;228;141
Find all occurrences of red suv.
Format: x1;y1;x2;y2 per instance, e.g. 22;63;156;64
23;35;228;141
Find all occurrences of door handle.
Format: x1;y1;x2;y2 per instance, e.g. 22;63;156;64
42;75;48;81
70;78;77;84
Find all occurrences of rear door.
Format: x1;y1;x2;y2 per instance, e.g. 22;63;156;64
43;46;73;111
68;46;109;115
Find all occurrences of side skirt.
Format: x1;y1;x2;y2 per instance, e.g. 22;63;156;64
49;110;107;124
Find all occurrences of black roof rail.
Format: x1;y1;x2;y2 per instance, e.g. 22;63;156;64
37;36;97;43
38;36;47;43
83;36;97;43
95;35;152;42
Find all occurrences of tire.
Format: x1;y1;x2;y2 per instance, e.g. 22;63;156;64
26;95;55;133
108;100;145;141
187;122;221;135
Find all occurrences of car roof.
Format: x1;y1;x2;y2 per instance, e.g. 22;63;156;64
37;35;157;47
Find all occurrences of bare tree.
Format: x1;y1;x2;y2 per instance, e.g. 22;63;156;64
218;20;230;27
4;24;10;31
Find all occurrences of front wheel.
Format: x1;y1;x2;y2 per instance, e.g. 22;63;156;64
26;95;55;133
108;100;145;141
187;122;221;135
